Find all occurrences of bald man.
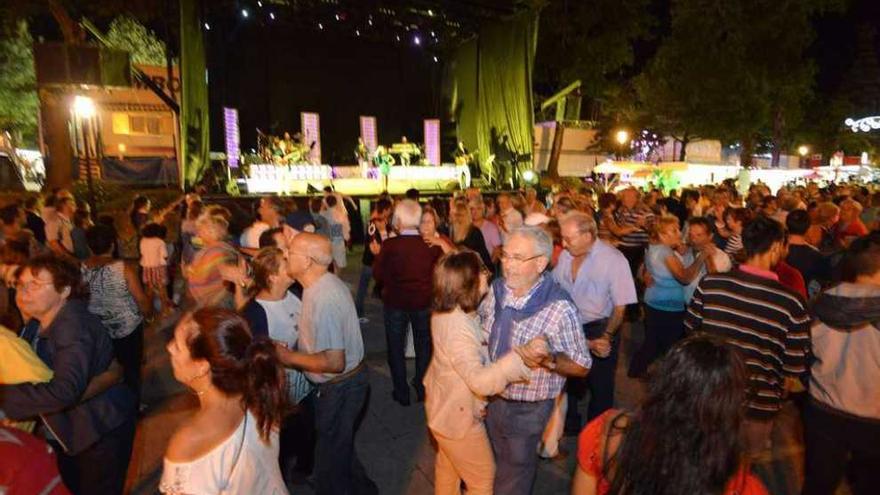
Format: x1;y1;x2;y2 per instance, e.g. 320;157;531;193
276;233;376;494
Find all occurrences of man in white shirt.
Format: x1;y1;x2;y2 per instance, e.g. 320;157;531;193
497;193;523;240
240;197;298;252
44;197;76;259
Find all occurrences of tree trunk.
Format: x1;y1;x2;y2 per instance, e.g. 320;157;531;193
41;89;74;189
678;134;689;162
740;135;754;168
770;107;784;168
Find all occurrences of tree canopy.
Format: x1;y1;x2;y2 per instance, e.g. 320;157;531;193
0;20;38;147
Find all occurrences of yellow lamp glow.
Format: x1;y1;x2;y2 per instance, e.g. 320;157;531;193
798;145;809;157
73;96;96;119
615;130;630;145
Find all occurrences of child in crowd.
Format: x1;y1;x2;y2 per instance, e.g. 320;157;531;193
140;222;172;314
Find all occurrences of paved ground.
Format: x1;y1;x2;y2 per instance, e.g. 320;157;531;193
126;247;812;495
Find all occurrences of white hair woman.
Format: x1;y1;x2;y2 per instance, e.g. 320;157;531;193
185;212;240;309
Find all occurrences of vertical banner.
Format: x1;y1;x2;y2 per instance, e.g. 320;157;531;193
424;119;441;165
359;116;378;152
223;107;240;168
301;112;321;164
180;0;210;187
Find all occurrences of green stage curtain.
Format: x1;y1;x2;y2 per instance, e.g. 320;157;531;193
447;11;538;179
180;0;210;188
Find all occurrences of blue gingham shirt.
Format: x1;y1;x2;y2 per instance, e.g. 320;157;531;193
478;275;591;401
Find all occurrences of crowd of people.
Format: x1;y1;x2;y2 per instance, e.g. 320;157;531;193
0;178;878;495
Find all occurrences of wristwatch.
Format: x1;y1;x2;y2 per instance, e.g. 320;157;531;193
546;352;558;370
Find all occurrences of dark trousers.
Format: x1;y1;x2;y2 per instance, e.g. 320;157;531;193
279;392;316;479
628;306;685;377
354;265;372;316
566;320;620;430
314;368;377;495
617;245;646;316
486;398;555;495
383;307;431;400
111;324;143;402
803;399;880;495
53;415;136;495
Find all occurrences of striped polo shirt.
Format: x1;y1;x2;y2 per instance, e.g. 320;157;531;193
684;267;811;420
614;206;653;248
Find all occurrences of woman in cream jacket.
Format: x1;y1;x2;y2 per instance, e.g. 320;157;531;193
424;251;547;495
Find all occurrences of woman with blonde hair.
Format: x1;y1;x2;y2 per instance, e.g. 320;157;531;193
424;250;547;495
629;216;703;378
185;212;239;309
438;202;494;269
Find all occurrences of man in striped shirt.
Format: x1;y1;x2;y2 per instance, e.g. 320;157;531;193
684;215;810;456
613;188;653;317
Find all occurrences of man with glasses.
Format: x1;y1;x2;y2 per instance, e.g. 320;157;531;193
479;226;590;495
275;233;377;495
0;254;136;495
554;212;636;433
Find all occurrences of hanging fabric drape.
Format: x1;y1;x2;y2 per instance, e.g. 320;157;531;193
447;11;539;179
179;0;210;188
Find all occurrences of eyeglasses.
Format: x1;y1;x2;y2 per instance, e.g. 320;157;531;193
500;251;543;264
15;279;55;293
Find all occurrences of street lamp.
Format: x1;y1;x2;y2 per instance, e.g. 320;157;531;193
614;129;630;160
797;145;809;169
73;96;96;119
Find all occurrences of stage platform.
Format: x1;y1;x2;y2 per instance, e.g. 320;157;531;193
239;163;472;196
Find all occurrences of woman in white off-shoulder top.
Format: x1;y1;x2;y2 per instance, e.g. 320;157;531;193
159;308;289;495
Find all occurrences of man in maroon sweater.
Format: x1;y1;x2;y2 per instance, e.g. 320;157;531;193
373;199;443;405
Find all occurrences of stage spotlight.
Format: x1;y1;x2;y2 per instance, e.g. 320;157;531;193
395;35;401;41
241;8;249;18
428;9;434;16
356;29;360;36
335;13;340;21
414;35;421;45
433;56;438;62
522;169;537;184
269;12;275;20
318;22;324;30
368;19;373;26
257;0;263;6
204;22;210;30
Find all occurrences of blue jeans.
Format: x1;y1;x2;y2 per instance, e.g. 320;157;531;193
354;265;372;316
383;307;431;399
314;368;377;495
486;398;555;495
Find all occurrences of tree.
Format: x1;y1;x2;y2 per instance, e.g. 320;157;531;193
636;0;841;166
0;20;38;147
534;0;653;119
106;15;168;66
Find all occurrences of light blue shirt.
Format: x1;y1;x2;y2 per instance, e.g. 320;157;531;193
643;244;686;311
552;240;637;324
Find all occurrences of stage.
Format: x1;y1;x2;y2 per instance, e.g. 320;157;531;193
238;163;472;196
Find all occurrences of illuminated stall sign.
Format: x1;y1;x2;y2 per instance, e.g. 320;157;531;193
844;116;880;133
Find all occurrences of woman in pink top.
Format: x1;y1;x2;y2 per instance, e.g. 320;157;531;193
573;336;768;495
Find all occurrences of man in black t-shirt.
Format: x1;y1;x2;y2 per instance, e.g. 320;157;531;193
786;210;831;299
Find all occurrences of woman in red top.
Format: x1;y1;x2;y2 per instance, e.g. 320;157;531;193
572;335;768;495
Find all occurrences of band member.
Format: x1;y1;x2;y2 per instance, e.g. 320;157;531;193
453;141;471;165
356;138;370;177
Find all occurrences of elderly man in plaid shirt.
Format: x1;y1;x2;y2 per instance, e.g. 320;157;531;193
479;226;591;495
